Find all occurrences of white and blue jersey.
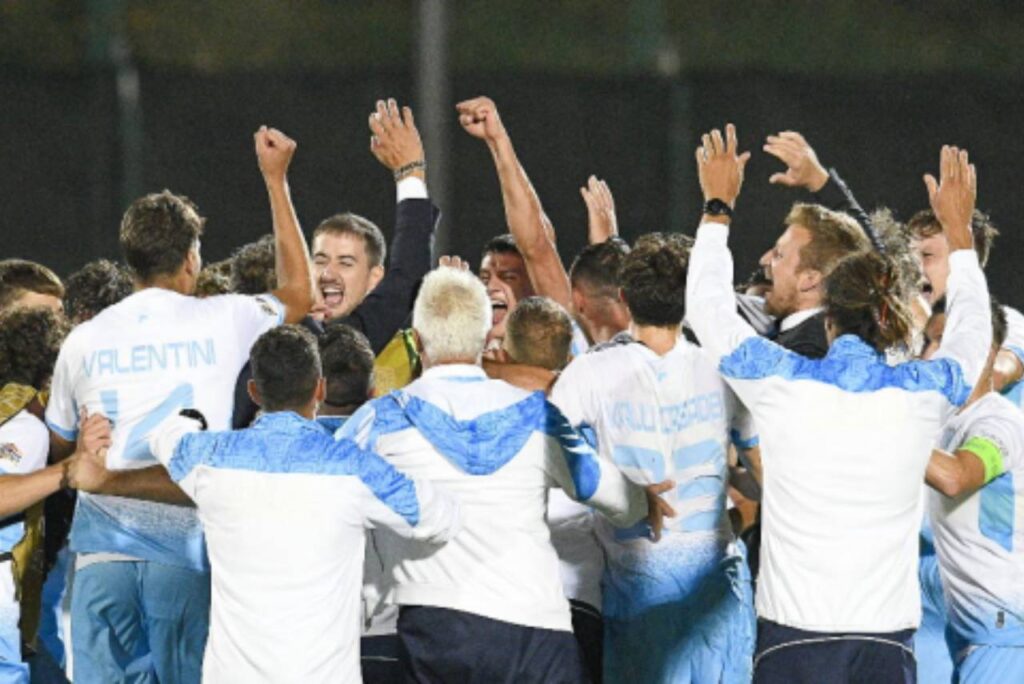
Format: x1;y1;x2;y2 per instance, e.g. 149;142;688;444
338;363;649;632
45;288;284;570
149;410;458;684
0;410;48;684
687;222;992;633
999;305;1024;410
551;337;757;683
930;392;1024;680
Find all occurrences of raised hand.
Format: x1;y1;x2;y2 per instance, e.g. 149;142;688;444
696;123;751;211
438;255;470;271
580;175;619;243
764;131;829;192
369;98;426;179
455;96;507;144
254;126;297;185
924;146;977;252
644;479;677;543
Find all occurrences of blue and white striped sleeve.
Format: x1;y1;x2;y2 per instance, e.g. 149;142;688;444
542;402;647;528
339;439;460;544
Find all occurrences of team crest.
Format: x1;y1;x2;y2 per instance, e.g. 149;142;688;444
0;443;23;465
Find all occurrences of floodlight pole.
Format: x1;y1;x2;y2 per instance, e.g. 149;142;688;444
415;0;452;261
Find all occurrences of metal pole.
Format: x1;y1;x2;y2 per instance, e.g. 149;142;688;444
415;0;451;260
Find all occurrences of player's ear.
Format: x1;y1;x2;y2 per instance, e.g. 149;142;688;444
314;377;326;404
247;379;262;407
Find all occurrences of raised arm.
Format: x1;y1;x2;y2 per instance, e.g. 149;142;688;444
764;130;882;251
456;97;572;310
255;127;316;324
353;99;441;353
926;146;992;389
686;124;760;364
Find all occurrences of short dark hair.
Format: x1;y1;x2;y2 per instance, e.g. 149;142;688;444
64;259;133;323
0;307;69;388
319;321;375;410
0;259;64;312
907;208;999;267
619;232;693;327
313;214;387;267
231;234;276;295
504;297;573;371
569;238;630;297
481;233;522;261
120;190;204;282
825;251;913;353
250;325;322;412
930;295;1007;349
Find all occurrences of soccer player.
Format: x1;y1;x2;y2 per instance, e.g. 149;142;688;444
65;324;461;683
0;307;103;684
339;266;674;682
688;128;991;683
44;126;315;683
552;233;759;684
922;299;1024;682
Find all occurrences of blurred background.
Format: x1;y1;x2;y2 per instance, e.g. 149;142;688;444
4;0;1023;301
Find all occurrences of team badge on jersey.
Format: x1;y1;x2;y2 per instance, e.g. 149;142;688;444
255;296;278;318
0;442;23;465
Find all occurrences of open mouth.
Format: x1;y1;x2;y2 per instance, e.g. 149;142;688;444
321;286;344;309
491;301;508;323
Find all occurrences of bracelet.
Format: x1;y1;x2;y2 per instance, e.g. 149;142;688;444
393;160;426;182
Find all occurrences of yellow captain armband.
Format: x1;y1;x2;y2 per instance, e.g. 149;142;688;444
960;436;1007;485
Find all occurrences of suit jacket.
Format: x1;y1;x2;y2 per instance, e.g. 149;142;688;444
774;312;829;359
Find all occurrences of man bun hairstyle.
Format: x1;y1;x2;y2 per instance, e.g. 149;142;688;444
119;190;204;283
825;251;913;353
619;232;693;328
250;325;322;412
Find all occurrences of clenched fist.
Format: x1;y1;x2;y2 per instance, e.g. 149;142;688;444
255;126;297;185
455;97;508;144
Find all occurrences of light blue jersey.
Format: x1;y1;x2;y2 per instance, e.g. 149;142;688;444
551;337;757;683
45;288;284;570
931;392;1024;681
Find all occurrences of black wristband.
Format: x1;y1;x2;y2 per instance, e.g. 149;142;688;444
179;408;209;431
703;198;734;218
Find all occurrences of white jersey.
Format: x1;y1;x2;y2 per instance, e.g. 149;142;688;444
149;411;459;684
338;363;649;632
1000;306;1024;410
930;392;1024;652
0;409;49;669
45;288;284;569
687;223;992;632
551;338;756;619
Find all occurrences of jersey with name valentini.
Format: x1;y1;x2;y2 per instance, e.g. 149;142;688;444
551;338;756;621
930;391;1024;654
45;288;284;570
337;363;649;632
150;411;459;684
687;223;992;633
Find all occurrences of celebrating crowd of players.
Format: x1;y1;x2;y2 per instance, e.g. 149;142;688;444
0;96;1021;684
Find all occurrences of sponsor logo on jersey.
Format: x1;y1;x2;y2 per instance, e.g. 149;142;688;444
0;442;23;465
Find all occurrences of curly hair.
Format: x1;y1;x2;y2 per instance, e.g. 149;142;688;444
907;208;999;267
120;190;205;282
64;259;133;323
0;307;69;389
619;232;693;327
194;268;232;298
825;251;913;353
230;234;277;295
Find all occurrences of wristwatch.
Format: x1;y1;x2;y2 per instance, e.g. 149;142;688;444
703;198;734;218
